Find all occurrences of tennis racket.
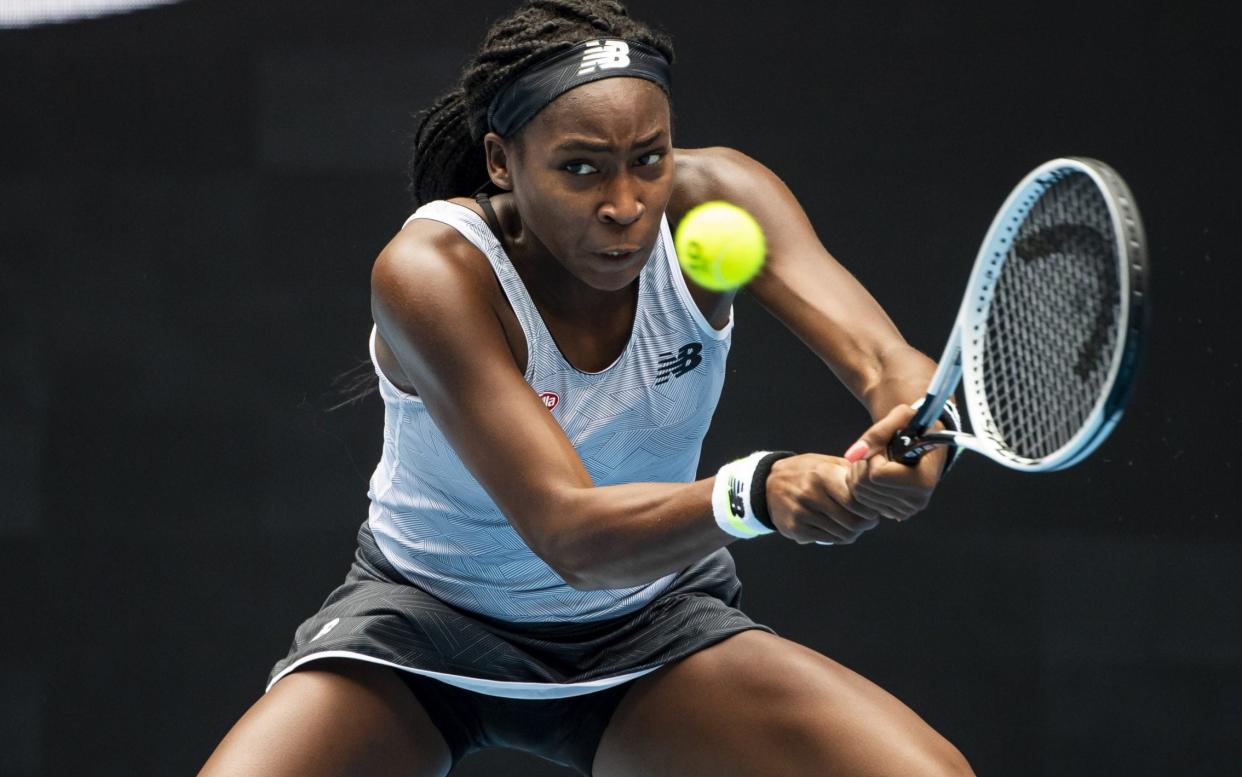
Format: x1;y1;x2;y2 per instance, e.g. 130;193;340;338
888;157;1148;471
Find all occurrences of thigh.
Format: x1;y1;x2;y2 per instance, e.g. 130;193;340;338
199;659;452;777
593;631;973;777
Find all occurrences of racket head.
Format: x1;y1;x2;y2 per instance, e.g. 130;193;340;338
956;157;1148;471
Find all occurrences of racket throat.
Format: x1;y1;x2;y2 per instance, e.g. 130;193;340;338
913;320;964;434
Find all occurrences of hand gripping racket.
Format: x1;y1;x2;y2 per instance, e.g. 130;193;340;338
889;157;1149;471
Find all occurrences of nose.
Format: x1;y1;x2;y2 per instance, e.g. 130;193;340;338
598;173;645;226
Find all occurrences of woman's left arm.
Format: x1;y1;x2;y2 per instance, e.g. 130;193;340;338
697;147;949;519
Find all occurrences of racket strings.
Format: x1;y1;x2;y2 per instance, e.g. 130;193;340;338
978;171;1122;460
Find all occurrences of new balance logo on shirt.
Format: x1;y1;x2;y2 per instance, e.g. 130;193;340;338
578;40;631;75
656;342;704;385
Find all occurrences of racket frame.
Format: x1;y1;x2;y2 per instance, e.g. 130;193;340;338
893;157;1147;472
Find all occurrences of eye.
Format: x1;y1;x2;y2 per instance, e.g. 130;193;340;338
564;161;598;176
636;152;664;167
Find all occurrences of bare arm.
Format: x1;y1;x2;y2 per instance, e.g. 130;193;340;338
690;147;938;420
372;221;866;591
689;148;950;514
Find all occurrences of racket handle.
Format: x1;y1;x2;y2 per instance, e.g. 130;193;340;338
890;393;962;465
887;429;954;466
889;428;927;466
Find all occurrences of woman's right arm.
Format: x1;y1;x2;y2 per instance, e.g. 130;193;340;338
371;222;878;590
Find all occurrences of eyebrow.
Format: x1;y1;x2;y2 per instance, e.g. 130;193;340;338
553;129;667;153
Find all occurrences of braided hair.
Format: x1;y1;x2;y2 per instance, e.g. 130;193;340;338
409;0;674;206
332;1;672;409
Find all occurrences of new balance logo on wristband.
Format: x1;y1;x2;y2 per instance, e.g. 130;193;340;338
577;40;631;75
712;451;776;539
656;342;703;385
712;451;793;539
727;475;745;518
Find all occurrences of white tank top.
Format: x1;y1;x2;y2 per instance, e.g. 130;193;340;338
367;200;733;622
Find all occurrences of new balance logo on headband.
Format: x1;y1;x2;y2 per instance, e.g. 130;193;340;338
578;40;631;75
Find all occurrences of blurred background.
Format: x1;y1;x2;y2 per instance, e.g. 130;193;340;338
1;0;1238;774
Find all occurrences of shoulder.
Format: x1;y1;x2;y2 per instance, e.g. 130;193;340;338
371;202;516;379
670;146;816;264
371;201;530;393
371;201;497;308
669;146;788;226
666;148;784;326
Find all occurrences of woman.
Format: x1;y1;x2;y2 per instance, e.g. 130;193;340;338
201;1;974;775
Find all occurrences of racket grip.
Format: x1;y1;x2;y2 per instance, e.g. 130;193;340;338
887;428;942;466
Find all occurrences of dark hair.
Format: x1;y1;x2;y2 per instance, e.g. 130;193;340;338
408;0;675;207
332;0;673;409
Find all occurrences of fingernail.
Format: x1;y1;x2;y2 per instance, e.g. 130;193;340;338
844;440;869;463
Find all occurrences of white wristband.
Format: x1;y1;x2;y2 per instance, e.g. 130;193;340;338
712;451;777;539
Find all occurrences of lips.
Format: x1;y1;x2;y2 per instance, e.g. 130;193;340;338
596;245;642;259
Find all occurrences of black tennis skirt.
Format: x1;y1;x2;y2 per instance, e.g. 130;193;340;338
269;520;771;697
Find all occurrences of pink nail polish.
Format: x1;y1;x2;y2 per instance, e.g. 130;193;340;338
845;440;869;463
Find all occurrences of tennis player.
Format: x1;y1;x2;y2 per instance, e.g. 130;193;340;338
200;2;974;775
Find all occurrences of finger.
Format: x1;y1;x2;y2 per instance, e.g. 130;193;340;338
803;460;882;521
855;478;931;513
825;458;899;521
851;459;929;521
844;404;919;463
794;471;883;542
782;510;850;545
790;480;880;540
804;513;870;545
814;482;883;525
850;485;915;521
867;450;931;480
809;500;880;540
794;521;844;545
859;457;924;502
849;457;919;499
859;454;939;496
784;508;864;543
809;523;850;545
797;484;881;532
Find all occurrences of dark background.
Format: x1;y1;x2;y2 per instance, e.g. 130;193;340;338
2;0;1238;775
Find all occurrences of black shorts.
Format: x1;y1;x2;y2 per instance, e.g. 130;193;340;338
268;521;772;774
397;668;635;772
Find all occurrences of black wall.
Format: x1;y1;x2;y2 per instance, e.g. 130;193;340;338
2;1;1239;775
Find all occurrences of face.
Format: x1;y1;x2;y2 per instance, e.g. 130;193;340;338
485;78;674;292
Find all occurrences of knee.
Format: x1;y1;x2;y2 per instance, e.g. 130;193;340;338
759;662;976;777
775;710;975;777
654;634;978;777
870;727;978;777
918;741;976;777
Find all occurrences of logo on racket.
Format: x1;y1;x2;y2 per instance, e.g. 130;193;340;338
1013;223;1114;380
578;40;631;75
538;391;560;410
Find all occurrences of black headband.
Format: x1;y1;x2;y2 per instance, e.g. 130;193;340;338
487;39;671;138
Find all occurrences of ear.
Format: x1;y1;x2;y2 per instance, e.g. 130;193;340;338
483;132;514;191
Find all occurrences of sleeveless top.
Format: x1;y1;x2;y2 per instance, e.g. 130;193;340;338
366;200;733;622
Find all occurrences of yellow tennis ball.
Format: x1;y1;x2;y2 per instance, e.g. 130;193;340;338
674;201;767;292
